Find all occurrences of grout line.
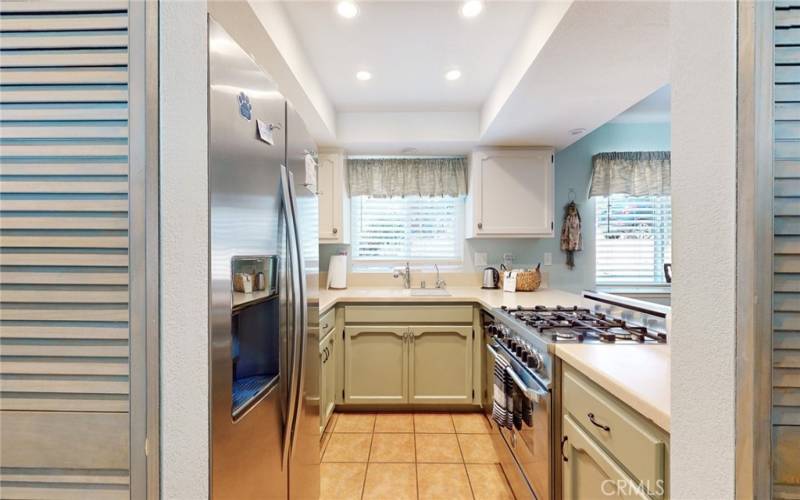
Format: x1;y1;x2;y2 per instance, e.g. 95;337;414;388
413;416;419;500
464;462;478;500
359;432;374;500
453;427;478;499
498;463;517;500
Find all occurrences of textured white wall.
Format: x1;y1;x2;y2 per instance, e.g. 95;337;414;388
159;1;209;498
670;1;737;498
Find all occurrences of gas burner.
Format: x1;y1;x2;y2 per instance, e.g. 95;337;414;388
497;303;666;344
554;330;579;341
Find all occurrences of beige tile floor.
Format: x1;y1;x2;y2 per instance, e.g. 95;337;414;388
320;412;515;500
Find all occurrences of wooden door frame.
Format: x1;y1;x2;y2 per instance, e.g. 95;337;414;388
129;0;160;497
735;1;773;498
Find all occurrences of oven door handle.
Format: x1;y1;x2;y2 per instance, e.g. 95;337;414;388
506;366;548;401
487;343;549;401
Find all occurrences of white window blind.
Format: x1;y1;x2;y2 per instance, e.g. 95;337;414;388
351;195;464;267
595;194;672;285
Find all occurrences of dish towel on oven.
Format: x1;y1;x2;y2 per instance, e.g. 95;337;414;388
492;353;514;429
522;396;534;427
512;389;523;430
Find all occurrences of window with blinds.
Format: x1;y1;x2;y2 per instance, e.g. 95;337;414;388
351;195;465;268
595;194;672;285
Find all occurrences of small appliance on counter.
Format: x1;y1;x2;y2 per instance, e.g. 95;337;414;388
482;266;500;289
327;253;348;289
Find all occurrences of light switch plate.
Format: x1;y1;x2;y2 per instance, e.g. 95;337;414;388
544;252;552;266
474;252;488;267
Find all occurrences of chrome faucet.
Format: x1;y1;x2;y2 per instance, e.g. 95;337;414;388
393;262;411;289
434;264;446;289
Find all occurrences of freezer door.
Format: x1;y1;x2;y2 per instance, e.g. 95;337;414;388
209;17;289;499
286;103;320;500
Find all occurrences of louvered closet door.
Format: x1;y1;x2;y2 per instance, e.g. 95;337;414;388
0;2;143;498
774;3;800;497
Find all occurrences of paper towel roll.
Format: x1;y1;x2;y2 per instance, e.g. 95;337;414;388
327;254;348;289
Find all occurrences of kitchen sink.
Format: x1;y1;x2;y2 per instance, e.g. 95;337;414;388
408;288;451;297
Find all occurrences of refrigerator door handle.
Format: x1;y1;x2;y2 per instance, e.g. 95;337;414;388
285;168;308;459
280;165;303;472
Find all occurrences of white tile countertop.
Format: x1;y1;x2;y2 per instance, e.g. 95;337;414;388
555;344;671;432
318;286;583;313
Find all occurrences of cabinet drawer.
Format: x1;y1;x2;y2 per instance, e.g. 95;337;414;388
562;366;667;495
344;305;473;324
320;308;335;336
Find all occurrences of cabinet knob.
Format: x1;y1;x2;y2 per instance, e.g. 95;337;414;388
477;222;483;230
332;227;338;234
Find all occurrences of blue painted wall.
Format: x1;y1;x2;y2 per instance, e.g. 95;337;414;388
319;122;671;294
465;122;671;293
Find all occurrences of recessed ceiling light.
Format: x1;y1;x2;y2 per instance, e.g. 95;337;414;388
569;128;586;136
445;69;462;81
337;1;358;18
356;70;372;81
460;0;483;18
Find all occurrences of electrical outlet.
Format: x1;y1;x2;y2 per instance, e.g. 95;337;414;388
544;252;552;266
503;253;513;268
474;252;488;267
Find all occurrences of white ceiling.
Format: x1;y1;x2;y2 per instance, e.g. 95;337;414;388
611;85;671;124
254;0;670;153
282;1;539;112
479;1;670;147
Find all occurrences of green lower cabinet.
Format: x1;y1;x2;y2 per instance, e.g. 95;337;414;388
343;326;408;404
342;323;475;406
562;415;651;500
561;365;668;499
319;329;336;432
408;326;473;404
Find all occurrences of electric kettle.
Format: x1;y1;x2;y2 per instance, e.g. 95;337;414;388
482;267;500;289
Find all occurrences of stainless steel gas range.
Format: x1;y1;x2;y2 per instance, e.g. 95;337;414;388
482;291;669;500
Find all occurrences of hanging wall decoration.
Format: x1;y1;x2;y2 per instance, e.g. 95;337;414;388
560;198;582;269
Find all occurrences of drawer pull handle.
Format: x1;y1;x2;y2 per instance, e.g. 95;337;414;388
321;323;329;330
587;413;610;432
561;436;569;462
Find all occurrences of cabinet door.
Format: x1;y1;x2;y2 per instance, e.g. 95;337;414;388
344;326;408;404
473;149;553;237
317;153;348;243
562;415;653;500
319;331;336;432
323;331;337;424
408;326;473;404
319;337;328;433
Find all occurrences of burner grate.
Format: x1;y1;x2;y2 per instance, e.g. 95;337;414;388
501;304;666;343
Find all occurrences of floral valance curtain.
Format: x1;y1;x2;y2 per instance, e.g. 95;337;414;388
347;157;468;198
588;151;671;198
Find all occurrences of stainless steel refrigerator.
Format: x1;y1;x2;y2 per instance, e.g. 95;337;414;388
208;17;320;499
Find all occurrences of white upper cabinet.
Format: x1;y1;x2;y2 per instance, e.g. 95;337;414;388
317;151;350;243
466;147;555;238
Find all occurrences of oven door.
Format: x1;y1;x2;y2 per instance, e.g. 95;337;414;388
487;341;552;500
